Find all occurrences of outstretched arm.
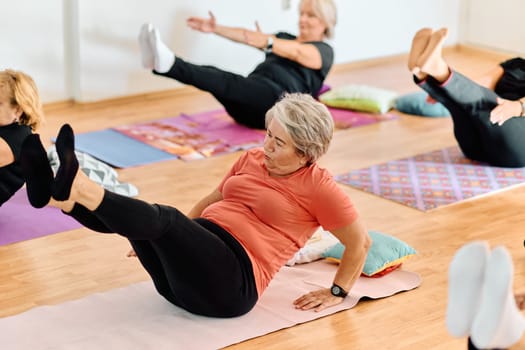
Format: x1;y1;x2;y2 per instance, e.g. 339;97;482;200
293;218;371;312
187;11;323;69
245;31;323;70
186;11;258;46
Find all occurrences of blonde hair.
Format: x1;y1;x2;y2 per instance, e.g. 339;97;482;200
265;93;333;163
0;69;44;131
300;0;337;39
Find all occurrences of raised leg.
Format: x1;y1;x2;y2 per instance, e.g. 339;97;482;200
415;28;450;82
408;28;432;77
19;134;53;208
446;241;490;338
471;246;525;349
138;23;155;69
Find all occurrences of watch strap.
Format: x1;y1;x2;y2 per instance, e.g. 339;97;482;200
330;283;348;298
263;36;273;54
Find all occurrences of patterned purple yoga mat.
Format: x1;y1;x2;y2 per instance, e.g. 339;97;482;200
112;108;397;161
0;188;81;246
336;146;525;211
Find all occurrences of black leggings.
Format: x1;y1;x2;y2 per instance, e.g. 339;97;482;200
154;58;283;129
417;72;525;167
66;190;258;318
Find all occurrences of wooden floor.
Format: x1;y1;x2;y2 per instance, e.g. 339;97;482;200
1;45;524;349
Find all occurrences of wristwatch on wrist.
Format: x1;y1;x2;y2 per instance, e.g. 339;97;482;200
520;99;525;117
263;36;273;54
330;283;348;298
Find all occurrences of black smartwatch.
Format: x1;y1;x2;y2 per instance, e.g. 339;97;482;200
330;283;348;298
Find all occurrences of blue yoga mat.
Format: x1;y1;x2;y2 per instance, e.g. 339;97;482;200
74;129;177;168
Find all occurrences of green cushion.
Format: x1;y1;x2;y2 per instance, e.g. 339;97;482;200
322;231;416;277
394;92;450;117
319;84;398;113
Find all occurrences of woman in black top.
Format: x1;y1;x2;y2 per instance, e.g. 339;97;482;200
408;27;525;167
0;69;44;205
138;0;336;129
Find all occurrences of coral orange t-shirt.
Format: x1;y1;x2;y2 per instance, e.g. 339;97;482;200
202;148;358;296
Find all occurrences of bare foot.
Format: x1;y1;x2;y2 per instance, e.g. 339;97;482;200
416;28;450;82
408;28;432;73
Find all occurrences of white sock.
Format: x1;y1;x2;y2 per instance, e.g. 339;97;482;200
149;27;175;73
138;23;154;69
471;246;525;349
446;241;490;338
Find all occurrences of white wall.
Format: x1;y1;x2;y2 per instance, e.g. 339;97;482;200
462;0;525;55
2;0;463;103
0;0;64;102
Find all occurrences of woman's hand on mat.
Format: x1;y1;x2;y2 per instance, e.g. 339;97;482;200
126;249;137;258
489;98;522;126
293;288;344;312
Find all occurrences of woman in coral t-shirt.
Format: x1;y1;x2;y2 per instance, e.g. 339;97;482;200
20;93;370;318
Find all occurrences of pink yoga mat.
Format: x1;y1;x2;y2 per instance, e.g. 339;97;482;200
0;260;421;349
112;108;397;162
113;109;265;161
0;188;80;246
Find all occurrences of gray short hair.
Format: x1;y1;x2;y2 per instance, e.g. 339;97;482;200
301;0;337;39
265;93;334;164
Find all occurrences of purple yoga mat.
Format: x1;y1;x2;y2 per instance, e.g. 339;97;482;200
336;146;525;211
0;188;81;246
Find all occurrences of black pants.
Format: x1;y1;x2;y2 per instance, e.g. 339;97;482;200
417;72;525;167
154;58;283;129
67;190;258;318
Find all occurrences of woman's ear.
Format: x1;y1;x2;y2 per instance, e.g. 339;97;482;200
298;152;309;165
14;105;23;119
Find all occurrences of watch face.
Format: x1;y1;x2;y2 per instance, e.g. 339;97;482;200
331;286;341;295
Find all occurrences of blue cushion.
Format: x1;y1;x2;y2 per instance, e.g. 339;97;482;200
322;231;417;277
395;92;450;117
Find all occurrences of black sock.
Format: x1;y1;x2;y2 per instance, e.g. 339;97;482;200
52;124;79;201
19;134;53;208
